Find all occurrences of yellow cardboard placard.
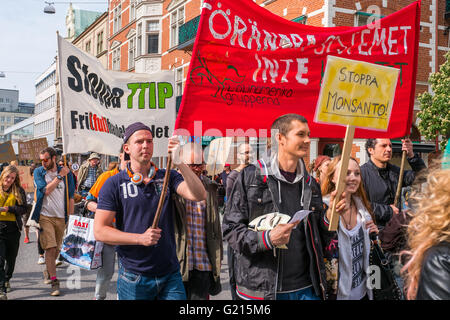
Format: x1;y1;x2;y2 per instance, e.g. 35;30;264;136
315;56;399;131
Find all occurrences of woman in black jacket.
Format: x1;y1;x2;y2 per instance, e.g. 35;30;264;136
401;169;450;300
0;165;28;300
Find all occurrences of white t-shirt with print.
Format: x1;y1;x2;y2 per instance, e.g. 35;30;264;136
341;215;367;300
40;170;66;219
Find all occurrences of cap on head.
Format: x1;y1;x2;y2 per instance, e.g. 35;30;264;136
88;152;100;160
313;155;331;172
123;122;152;143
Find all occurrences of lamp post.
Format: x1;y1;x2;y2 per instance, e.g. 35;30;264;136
44;2;56;14
43;1;107;14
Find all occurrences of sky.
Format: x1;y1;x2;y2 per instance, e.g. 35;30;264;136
0;0;108;103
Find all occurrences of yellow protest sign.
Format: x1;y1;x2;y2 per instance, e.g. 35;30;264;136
315;56;399;131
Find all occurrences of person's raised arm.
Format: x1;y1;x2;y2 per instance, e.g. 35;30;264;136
94;209;161;246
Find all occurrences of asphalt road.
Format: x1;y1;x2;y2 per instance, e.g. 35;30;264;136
6;227;232;300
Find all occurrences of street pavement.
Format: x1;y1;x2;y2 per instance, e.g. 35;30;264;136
6;226;232;300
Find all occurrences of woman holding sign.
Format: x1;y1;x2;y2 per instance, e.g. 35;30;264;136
0;166;27;300
320;156;378;300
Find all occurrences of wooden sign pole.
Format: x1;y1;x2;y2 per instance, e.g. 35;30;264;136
151;153;172;229
328;125;355;231
394;136;409;210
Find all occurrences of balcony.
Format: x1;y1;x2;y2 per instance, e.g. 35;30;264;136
178;15;200;51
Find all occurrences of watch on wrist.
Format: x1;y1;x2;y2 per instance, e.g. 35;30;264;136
57;174;63;180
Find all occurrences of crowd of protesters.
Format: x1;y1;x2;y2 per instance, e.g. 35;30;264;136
0;114;449;301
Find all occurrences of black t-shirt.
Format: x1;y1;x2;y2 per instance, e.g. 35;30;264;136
270;171;311;292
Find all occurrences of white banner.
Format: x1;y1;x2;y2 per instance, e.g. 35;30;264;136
57;35;175;157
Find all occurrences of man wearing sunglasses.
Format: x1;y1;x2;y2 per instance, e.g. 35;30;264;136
172;142;223;300
30;147;75;296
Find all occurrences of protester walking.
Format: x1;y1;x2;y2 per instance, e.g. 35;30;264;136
173;142;222;300
310;155;331;186
401;169;450;300
94;122;207;300
76;152;102;198
320;156;379;300
224;142;253;300
360;138;426;229
0;166;28;300
31;147;75;296
223;113;331;300
85;145;128;300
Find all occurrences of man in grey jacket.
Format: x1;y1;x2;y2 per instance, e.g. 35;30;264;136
223;114;328;300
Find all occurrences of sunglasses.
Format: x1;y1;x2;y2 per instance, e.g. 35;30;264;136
41;157;51;163
188;163;205;168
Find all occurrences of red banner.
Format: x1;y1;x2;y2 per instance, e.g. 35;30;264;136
175;0;420;138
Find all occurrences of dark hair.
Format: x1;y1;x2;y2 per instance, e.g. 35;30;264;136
365;138;378;157
40;147;57;159
271;113;308;136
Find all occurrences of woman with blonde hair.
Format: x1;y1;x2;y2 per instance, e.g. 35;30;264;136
0;165;28;300
401;169;450;300
320;155;378;300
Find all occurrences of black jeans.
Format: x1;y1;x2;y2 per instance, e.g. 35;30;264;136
0;222;21;293
227;248;238;300
183;270;212;300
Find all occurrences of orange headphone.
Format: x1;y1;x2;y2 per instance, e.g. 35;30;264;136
126;162;157;185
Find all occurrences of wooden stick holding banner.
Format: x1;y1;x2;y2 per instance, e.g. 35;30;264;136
314;55;400;231
394;136;409;210
63;154;70;216
151;153;172;229
328;125;355;231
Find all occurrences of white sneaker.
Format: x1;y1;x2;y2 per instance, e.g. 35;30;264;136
55;260;66;267
37;256;45;265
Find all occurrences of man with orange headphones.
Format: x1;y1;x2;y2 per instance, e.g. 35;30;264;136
94;122;206;300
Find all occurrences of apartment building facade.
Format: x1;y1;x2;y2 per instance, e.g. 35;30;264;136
34;62;57;147
0;89;34;143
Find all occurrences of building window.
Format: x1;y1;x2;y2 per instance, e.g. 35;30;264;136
85;40;91;53
292;15;307;24
176;67;183;96
146;21;159;54
355;11;383;27
97;31;104;54
113;4;122;34
112;47;121;70
170;7;184;48
130;0;136;21
137;23;142;56
129;38;136;69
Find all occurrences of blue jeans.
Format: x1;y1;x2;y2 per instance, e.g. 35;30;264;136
276;286;320;300
117;261;186;300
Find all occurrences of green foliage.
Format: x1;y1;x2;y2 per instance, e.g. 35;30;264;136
417;51;450;150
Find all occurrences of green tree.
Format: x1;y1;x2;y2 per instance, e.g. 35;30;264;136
417;51;450;150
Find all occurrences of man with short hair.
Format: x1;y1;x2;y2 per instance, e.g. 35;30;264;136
32;147;75;296
223;113;329;300
94;122;207;300
77;152;103;197
173;142;223;300
360;138;426;229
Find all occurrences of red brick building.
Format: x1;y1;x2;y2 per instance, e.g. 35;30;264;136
108;0;450;165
